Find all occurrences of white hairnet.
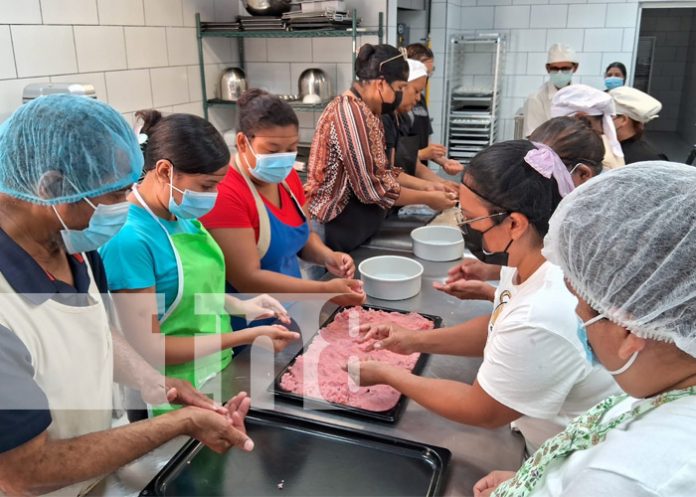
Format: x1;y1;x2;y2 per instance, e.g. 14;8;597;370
543;161;696;357
547;43;578;64
407;59;428;82
610;86;662;123
0;94;143;206
551;84;623;159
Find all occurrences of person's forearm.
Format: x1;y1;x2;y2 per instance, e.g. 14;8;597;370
395;186;432;206
381;371;487;426
397;172;431;191
0;410;190;496
415;162;443;183
230;267;331;294
112;329;162;390
415;315;490;356
299;233;333;266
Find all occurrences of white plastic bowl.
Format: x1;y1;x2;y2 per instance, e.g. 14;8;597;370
410;226;465;262
358;255;424;301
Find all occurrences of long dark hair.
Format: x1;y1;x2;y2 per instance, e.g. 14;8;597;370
237;89;299;139
355;44;409;84
529;116;604;175
136;110;229;174
464;140;563;237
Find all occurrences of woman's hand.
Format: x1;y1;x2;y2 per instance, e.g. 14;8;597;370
356;323;421;355
247;325;300;352
344;359;395;387
324;251;356;279
227;294;290;324
419;143;447;161
442;159;464;175
424;190;458;212
433;279;496;302
446;259;501;284
473;470;516;497
324;278;367;306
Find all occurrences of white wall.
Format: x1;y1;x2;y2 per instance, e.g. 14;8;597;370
0;0;243;132
428;0;649;142
0;0;394;139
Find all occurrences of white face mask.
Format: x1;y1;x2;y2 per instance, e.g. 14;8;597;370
583;314;640;376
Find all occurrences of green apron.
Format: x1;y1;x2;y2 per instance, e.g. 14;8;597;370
133;186;232;416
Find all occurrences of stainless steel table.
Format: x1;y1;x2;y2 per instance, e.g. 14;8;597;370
91;247;524;497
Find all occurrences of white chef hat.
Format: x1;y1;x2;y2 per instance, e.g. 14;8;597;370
609;86;662;123
407;59;428;82
551;84;623;158
547;43;578;64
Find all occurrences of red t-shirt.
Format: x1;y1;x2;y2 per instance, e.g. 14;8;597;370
201;167;306;242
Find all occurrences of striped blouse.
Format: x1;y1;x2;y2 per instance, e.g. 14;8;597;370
305;94;401;223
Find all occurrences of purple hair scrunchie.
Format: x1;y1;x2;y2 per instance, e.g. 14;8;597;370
524;142;576;197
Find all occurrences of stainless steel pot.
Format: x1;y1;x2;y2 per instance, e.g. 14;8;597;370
219;68;247;102
242;0;292;17
298;68;333;103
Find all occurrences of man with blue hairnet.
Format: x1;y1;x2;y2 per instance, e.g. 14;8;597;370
0;95;254;496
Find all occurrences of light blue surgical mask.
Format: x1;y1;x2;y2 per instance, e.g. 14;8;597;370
604;76;624;91
582;313;640;376
549;70;573;89
245;137;297;184
53;199;130;254
168;173;218;220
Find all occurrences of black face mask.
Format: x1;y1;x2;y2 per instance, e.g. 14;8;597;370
380;88;403;115
464;224;514;266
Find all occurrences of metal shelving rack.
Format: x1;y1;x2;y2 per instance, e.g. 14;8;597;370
443;33;504;164
195;10;384;121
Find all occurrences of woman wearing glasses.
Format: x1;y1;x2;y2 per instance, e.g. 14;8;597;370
306;44;456;253
437;115;605;302
349;140;620;453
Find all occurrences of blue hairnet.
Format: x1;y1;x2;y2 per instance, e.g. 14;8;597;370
0;94;143;205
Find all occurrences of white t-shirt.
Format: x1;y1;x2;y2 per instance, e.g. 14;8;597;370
522;81;558;137
530;394;696;497
477;261;620;453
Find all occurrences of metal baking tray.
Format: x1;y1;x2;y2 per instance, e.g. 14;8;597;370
271;304;443;423
139;410;451;497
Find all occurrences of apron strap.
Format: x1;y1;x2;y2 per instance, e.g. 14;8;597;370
131;185;184;323
233;155;307;260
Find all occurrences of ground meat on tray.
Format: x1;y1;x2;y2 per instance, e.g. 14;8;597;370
279;307;434;412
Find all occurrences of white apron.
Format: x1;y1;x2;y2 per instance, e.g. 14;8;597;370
0;257;113;496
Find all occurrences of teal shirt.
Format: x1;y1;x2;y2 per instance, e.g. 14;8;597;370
100;203;199;318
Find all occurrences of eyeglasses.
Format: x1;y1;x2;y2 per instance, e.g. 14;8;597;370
456;210;508;236
379;47;408;74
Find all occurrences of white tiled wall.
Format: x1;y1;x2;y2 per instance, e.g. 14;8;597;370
678;11;696;145
427;0;686;143
235;0;390;144
0;0;240;133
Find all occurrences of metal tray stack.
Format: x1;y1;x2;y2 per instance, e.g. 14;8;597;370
444;33;504;164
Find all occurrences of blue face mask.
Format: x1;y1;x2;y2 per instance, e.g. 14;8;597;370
604;76;624;91
576;316;599;366
53;199;130;254
549;70;573;89
245;138;297;184
168;173;218;220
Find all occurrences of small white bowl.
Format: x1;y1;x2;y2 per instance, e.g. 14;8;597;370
410;226;465;262
358;256;424;301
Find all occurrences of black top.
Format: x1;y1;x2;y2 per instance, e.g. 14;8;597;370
621;136;668;165
0;227;109;453
407;97;433;151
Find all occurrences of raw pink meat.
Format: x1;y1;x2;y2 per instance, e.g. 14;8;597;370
279;307;434;412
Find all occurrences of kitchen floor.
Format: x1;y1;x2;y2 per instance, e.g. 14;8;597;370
644;131;695;164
